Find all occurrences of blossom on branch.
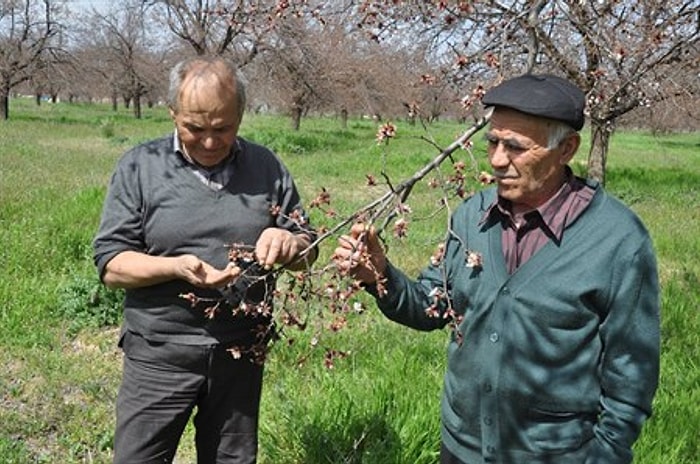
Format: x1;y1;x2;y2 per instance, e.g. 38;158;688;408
430;242;446;266
478;171;495;185
465;250;483;269
376;122;397;144
420;74;436;85
393;217;409;238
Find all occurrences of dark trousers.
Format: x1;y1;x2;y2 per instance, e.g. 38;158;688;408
113;331;264;464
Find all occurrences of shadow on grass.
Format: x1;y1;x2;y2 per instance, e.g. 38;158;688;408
656;139;700;150
300;414;402;464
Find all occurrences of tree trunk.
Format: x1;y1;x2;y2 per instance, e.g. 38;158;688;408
586;120;611;185
133;94;142;119
111;94;118;111
35;93;42;106
340;108;348;129
1;85;9;120
291;106;302;131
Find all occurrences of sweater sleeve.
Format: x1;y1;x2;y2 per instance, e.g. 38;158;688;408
368;211;470;332
586;236;660;463
369;260;452;331
93;148;146;280
273;156;315;241
367;195;485;331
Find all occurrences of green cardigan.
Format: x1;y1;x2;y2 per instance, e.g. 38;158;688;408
374;181;660;463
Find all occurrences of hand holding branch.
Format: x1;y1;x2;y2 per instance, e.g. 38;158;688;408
256;227;316;271
334;223;387;286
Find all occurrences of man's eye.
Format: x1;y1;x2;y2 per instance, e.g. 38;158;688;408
504;142;525;151
185;125;203;133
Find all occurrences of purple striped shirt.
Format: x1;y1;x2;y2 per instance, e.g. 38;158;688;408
482;171;596;274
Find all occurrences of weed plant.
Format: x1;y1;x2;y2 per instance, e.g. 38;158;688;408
0;98;698;463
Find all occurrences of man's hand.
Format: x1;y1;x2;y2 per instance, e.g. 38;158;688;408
175;254;240;288
103;251;240;289
255;228;312;270
334;223;387;285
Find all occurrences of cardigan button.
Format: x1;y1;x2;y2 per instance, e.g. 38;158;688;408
489;332;499;343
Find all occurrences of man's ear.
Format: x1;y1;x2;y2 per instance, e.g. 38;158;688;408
168;107;177;121
559;133;581;165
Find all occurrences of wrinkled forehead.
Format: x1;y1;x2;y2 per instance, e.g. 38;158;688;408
489;107;551;139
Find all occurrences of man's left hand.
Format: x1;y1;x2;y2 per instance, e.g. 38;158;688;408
255;228;309;270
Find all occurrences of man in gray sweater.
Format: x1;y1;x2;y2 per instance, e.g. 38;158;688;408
94;56;316;463
334;74;660;463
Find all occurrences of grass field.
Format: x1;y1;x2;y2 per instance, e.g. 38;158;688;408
1;98;698;463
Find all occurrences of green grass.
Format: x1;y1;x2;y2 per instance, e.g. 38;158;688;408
1;97;698;463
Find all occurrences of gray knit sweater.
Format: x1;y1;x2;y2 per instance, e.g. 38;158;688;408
93;135;310;345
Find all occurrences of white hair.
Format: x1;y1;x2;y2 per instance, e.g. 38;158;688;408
546;120;577;149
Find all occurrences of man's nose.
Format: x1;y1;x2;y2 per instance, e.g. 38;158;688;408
489;144;510;168
201;134;220;150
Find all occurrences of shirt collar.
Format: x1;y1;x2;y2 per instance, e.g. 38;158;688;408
480;167;580;241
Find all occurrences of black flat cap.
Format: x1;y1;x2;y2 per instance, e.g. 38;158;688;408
482;74;585;130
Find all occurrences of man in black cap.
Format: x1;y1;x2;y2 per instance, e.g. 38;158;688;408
334;74;660;463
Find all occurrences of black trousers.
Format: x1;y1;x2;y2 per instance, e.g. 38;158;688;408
113;331;264;464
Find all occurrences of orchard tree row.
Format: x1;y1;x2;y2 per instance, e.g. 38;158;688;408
1;0;698;182
1;0;456;125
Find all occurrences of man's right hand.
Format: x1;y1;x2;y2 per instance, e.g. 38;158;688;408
103;251;240;289
175;254;241;289
333;223;387;285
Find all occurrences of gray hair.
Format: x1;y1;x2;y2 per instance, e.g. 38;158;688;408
167;56;247;121
545;119;577;149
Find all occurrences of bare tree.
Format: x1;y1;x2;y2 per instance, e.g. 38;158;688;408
320;23;426;125
254;16;333;130
28;58;61;104
245;9;427;129
146;0;322;59
77;1;168;118
147;0;243;56
26;24;79;105
557;1;700;182
350;0;700;184
0;0;64;120
147;1;425;127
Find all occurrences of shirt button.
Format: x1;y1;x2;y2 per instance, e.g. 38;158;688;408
489;332;499;343
484;416;493;426
501;286;510;294
484;383;493;393
486;445;496;454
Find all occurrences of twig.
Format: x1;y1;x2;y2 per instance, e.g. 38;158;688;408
295;111;491;258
